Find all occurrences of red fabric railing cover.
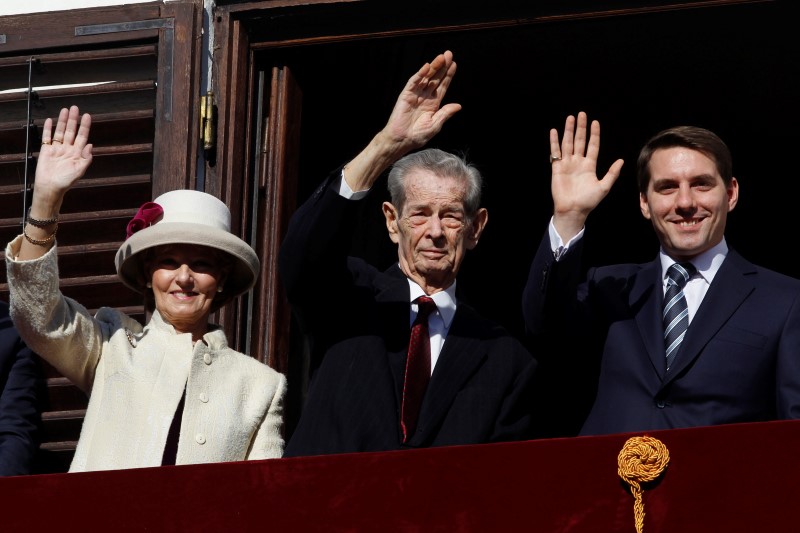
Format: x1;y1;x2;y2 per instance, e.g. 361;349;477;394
1;420;798;532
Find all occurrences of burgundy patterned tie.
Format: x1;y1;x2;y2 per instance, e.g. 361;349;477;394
400;296;437;443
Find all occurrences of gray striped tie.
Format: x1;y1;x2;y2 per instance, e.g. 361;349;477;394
663;262;696;370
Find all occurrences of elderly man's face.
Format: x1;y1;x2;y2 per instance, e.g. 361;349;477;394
383;169;488;294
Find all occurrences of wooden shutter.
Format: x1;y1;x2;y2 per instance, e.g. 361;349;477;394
0;1;200;473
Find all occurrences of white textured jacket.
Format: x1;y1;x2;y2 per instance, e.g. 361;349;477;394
6;235;286;472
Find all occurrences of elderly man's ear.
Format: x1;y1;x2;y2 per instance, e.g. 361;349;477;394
383;202;401;244
467;208;489;250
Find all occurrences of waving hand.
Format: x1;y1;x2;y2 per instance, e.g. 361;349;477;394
343;51;461;191
18;105;93;260
549;112;624;242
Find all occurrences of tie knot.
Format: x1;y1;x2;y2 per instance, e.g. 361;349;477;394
415;296;437;321
666;262;696;288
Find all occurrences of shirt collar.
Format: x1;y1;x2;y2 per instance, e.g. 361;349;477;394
407;278;457;328
148;309;228;350
659;238;728;285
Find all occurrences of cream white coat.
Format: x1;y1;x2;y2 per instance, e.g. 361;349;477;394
6;235;286;472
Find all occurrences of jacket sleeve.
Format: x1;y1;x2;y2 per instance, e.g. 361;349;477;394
522;224;592;334
5;235;107;393
0;305;44;476
278;168;370;358
246;371;288;460
489;344;539;443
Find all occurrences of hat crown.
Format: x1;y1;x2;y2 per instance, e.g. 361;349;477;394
154;189;231;231
115;189;260;299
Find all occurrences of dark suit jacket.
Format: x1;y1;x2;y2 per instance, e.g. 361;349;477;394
523;231;800;436
280;172;537;457
0;300;43;476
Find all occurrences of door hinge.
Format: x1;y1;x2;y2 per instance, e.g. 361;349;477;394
200;92;216;152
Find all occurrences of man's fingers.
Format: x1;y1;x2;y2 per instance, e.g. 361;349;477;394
601;159;625;187
573;111;588;156
586;119;601;160
427;50;452;77
549;128;561;160
562;115;575;156
432;103;462;128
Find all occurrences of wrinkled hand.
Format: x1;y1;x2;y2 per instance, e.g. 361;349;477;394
382;50;462;152
36;105;93;199
549;112;624;239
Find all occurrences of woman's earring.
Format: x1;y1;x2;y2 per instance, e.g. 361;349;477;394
146;282;152;289
217;287;224;293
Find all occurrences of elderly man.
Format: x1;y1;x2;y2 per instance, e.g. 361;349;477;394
280;51;537;456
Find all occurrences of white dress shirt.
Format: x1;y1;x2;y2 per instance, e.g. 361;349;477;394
339;172;455;374
659;240;727;324
548;216;729;324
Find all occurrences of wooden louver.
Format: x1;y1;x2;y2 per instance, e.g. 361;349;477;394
0;43;158;474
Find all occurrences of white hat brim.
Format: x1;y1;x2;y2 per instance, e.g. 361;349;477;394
115;222;259;298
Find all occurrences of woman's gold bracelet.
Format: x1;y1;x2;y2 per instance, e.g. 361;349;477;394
23;224;57;247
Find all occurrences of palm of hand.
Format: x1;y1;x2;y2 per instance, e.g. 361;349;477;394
383;51;460;150
388;92;443;146
35;143;92;192
551;158;611;214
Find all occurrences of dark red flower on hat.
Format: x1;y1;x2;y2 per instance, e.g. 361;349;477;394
125;202;164;239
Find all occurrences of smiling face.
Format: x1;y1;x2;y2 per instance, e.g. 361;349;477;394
639;146;738;261
383;169;487;294
147;244;229;341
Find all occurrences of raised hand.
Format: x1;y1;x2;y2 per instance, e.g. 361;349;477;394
35;105;93;199
18;106;93;260
343;50;462;192
549;112;624;241
382;50;462;151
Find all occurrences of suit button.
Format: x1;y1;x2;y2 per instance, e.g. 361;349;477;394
656;400;666;409
203;353;212;365
195;433;206;445
199;393;209;403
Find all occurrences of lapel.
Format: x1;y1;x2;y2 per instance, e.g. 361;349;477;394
375;265;491;447
372;265;414;408
409;301;489;446
664;249;756;382
632;259;669;377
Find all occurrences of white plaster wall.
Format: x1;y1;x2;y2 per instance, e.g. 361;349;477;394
0;1;160;17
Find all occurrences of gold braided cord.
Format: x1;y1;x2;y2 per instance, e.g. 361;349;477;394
617;436;670;533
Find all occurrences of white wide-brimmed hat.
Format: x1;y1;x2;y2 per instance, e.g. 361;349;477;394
115;189;259;300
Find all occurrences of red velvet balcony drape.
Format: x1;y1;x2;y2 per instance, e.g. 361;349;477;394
2;420;798;532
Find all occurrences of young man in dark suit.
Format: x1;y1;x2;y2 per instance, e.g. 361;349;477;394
280;51;537;456
524;112;800;436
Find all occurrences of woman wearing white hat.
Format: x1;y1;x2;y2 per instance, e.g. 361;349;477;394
5;106;286;472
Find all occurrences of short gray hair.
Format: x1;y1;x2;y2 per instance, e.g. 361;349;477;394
387;148;483;219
